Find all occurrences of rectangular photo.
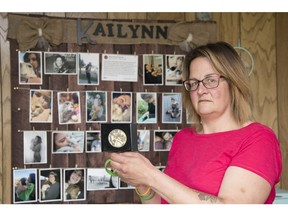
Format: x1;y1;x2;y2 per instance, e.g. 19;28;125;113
119;179;135;190
23;130;47;164
136;92;157;124
18;51;42;85
154;129;178;151
111;91;132;123
86;91;107;123
29;89;53;123
63;168;86;202
78;52;100;85
86;130;101;153
44;52;77;74
137;129;150;152
13;168;37;203
39;168;62;202
162;93;182;124
87;168;119;191
143;54;163;85
57;91;81;124
52;131;85;154
165;55;185;86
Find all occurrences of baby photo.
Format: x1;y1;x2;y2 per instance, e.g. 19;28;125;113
18;51;42;85
29;89;53;123
52;131;84;154
111;91;132;123
23;130;47;164
13;168;37;203
57;91;81;124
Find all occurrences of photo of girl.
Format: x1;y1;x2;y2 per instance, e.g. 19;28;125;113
165;55;185;86
78;53;100;85
154;130;178;151
86;91;107;123
44;52;77;75
52;131;84;154
111;92;132;123
86;131;101;152
143;54;163;85
136;92;157;124
64;168;86;202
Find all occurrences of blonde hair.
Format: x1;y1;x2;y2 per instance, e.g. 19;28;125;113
183;41;254;131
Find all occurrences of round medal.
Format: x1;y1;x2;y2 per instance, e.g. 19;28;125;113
108;129;127;148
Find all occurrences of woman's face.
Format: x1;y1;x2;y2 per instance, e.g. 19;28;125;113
49;174;56;183
69;171;82;184
55;57;64;67
55;133;70;148
189;57;231;120
28;53;39;70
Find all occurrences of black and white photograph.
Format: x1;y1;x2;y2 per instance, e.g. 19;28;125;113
137;129;150;152
143;54;163;85
39;168;62;203
111;91;132;123
165;54;185;86
154;129;178;151
18;51;42;85
29;89;53;123
44;52;77;74
23;130;47;164
162;93;182;124
63;168;86;202
13;168;37;203
57;91;81;124
86;91;107;123
78;52;100;85
86;130;101;152
52;131;84;154
87;168;119;191
136;92;157;124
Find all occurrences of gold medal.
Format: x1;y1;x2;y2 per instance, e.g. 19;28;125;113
108;129;127;148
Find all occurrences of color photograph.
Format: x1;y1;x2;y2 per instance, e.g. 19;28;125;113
78;52;100;85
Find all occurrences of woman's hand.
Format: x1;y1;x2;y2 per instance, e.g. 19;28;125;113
109;152;155;187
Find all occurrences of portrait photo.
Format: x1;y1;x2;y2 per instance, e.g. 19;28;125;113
86;91;107;123
13;168;37;203
111;91;132;123
165;54;185;86
136;92;157;124
143;54;163;85
63;168;86;202
78;52;100;85
137;129;150;152
39;168;62;202
52;131;84;154
44;52;77;75
154;129;178;151
57;91;81;124
23;130;47;164
86;130;101;153
29;89;53;123
18;51;42;85
162;93;182;124
87;168;119;191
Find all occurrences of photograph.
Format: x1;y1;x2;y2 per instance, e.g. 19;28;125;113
162;93;182;124
143;54;163;85
137;129;150;152
154;129;178;151
86;91;107;123
29;89;53;123
63;168;86;202
86;130;101;152
165;54;185;86
44;52;77;74
119;179;135;189
136;92;157;124
18;51;42;85
87;168;119;191
52;131;85;154
57;91;81;124
111;91;132;123
39;168;62;202
78;52;100;85
13;168;37;203
23;130;47;164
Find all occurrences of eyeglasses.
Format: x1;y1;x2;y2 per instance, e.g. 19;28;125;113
183;74;225;92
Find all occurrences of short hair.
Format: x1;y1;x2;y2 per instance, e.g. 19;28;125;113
183;41;254;130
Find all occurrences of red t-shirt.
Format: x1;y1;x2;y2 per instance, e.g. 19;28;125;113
162;122;282;204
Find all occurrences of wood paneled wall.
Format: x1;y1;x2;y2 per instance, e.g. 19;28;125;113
1;12;287;204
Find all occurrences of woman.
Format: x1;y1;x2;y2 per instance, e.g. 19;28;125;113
108;41;282;204
64;170;84;200
41;171;60;200
53;54;69;73
53;132;81;153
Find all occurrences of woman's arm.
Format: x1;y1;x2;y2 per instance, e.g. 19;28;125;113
110;152;271;204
